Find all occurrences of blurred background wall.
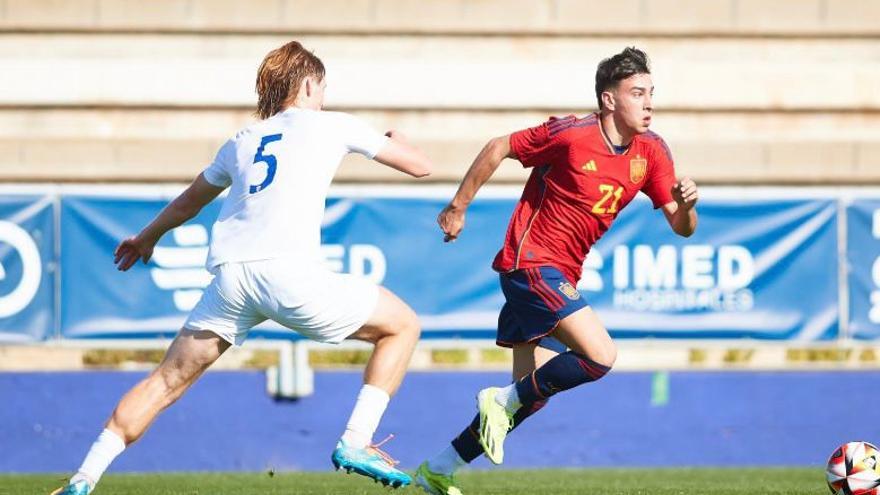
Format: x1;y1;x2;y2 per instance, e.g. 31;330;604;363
0;0;877;184
2;0;880;473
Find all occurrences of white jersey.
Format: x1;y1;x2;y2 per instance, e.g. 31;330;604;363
201;108;388;271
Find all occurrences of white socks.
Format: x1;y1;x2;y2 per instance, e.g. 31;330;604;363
71;428;126;488
340;384;390;449
427;443;467;476
494;383;522;414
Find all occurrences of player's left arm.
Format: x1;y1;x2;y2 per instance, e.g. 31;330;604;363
114;173;225;271
374;130;433;178
338;113;432;178
661;177;699;237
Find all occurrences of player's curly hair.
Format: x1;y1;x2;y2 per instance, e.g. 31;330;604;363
595;47;651;110
255;41;325;120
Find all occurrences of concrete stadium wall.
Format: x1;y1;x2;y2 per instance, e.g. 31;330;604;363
3;370;878;472
2;0;878;35
1;108;877;184
1;0;877;184
5;35;878;110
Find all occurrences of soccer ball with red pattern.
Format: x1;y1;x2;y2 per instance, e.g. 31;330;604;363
827;441;880;494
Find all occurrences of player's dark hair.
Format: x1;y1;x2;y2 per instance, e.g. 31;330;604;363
595;47;650;110
255;41;325;119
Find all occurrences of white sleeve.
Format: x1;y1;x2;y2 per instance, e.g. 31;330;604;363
338;113;389;159
202;139;235;188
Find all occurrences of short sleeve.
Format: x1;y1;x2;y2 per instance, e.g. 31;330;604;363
338;113;389;159
640;133;676;209
202;139;235;188
508;116;568;168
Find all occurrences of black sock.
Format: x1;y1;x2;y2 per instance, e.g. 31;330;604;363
515;351;611;407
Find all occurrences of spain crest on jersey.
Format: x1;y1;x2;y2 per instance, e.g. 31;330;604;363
558;282;581;300
630;155;647;183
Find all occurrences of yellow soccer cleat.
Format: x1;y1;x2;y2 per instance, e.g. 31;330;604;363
414;461;463;495
476;387;513;465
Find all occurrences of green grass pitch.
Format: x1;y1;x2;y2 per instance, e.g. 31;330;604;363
2;468;827;495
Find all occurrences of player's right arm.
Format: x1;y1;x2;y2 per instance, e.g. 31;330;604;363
114;174;225;271
438;135;514;242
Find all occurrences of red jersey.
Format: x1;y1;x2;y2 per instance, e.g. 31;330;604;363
492;113;677;284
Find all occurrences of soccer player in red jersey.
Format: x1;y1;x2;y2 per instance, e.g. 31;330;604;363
415;47;699;494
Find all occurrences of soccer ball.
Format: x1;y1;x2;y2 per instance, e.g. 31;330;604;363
827;441;880;494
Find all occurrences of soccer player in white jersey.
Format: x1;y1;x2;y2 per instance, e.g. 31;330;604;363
52;41;432;495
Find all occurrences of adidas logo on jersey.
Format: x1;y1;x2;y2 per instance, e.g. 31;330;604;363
582;160;598;172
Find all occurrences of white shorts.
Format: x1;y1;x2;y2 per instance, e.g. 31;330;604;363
184;258;380;346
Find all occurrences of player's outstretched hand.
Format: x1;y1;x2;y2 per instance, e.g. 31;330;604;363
114;235;155;271
672;177;698;209
438;203;466;243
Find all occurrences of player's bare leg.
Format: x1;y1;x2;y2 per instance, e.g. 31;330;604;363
52;329;230;495
512;342;558;381
349;286;421;395
106;329;232;443
549;306;617;369
331;286;420;488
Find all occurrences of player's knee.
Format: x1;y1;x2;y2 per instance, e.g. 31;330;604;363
363;304;420;345
593;342;617;370
575;343;616;378
570;340;616;371
594;344;617;372
392;304;421;341
367;289;421;340
571;350;613;383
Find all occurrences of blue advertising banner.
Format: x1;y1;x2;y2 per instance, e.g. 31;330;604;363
0;195;55;342
58;190;839;341
59;194;509;340
579;197;839;340
320;196;509;338
847;199;880;340
60;195;221;339
326;195;840;341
